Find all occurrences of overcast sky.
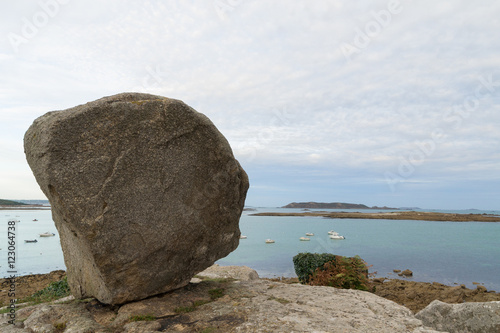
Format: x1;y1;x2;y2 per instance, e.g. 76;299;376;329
1;1;499;210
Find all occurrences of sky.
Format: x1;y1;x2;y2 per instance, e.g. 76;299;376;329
1;0;499;210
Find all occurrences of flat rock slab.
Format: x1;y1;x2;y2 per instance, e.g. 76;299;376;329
4;277;446;332
24;93;249;304
416;300;500;333
196;264;259;281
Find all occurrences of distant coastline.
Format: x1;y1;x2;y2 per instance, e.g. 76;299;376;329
251;210;500;222
0;198;50;210
0;199;27;206
282;202;399;210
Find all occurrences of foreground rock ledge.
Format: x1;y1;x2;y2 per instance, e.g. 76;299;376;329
2;266;447;333
24;93;249;305
416;300;500;333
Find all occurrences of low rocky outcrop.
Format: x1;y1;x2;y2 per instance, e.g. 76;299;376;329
195;264;259;281
416;300;500;333
399;269;413;277
372;279;500;313
282;201;398;209
252;211;500;222
24;93;249;305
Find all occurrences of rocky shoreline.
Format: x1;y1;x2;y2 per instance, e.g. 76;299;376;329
2;269;499;314
2;267;500;332
0;206;50;210
250;210;500;222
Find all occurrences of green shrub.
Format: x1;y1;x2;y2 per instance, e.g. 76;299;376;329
308;255;374;291
292;253;336;283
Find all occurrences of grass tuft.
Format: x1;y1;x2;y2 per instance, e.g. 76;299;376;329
129;314;156;321
19;277;71;304
174;305;196;313
208;288;225;300
268;296;290;304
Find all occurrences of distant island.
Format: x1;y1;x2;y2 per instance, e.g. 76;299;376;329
282;202;398;210
0;199;50;210
0;199;27;206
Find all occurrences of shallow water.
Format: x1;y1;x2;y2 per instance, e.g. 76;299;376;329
2;208;499;291
218;208;500;291
1;209;64;276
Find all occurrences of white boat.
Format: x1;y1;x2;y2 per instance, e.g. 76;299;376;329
39;232;56;237
305;233;314;236
329;231;345;240
265;239;275;243
240;235;247;239
329;235;345;240
299;237;310;241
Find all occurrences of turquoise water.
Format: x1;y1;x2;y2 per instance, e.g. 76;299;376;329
2;208;499;291
218;209;500;291
1;209;65;276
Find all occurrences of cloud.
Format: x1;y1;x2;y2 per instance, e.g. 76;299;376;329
0;0;499;208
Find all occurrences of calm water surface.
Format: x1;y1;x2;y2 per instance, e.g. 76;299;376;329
2;208;499;291
219;208;500;291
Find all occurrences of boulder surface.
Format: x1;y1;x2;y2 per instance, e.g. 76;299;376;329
416;300;500;333
24;93;249;304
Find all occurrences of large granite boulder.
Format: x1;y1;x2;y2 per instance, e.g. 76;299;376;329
416;300;500;333
24;93;249;304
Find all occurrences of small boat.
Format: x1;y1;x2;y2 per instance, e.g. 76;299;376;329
329;231;345;240
240;235;247;239
39;232;56;237
299;237;310;241
305;233;314;236
265;239;275;244
25;239;38;243
33;219;38;221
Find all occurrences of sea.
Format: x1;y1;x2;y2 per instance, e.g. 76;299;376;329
2;207;500;292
